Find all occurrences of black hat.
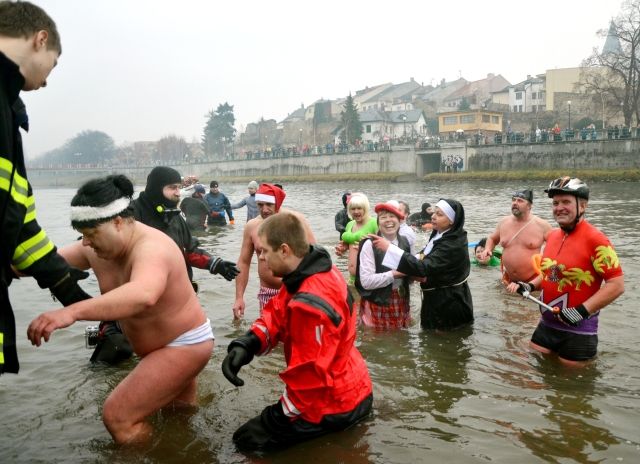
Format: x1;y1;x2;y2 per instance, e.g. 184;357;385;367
145;166;181;208
210;180;219;188
512;189;533;203
341;191;351;207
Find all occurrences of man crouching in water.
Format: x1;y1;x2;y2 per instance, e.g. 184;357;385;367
27;175;213;445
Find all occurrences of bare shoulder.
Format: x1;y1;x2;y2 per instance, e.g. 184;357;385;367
135;223;181;260
534;214;553;230
244;216;263;238
491;215;510;234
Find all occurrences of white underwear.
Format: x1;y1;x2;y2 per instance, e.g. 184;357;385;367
167;318;214;347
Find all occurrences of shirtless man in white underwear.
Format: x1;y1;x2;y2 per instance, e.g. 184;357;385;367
232;183;315;319
481;189;552;283
27;175;213;445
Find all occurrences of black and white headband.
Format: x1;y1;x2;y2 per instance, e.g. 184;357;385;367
70;197;130;224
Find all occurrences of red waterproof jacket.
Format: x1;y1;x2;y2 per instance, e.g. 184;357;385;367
250;245;372;424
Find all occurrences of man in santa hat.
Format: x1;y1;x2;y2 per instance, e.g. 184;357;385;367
232;183;315;319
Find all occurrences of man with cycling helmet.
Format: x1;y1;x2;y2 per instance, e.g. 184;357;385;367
507;176;624;366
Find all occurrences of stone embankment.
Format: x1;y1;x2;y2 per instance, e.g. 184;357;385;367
27;139;640;188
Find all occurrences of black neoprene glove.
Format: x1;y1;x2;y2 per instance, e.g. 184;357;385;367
222;331;261;387
516;281;534;295
50;267;92;306
209;257;240;281
555;304;590;327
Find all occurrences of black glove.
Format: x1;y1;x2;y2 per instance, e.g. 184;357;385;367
209;257;240;281
222;331;261;387
50;267;92;306
515;281;534;295
90;321;133;365
555;304;590;327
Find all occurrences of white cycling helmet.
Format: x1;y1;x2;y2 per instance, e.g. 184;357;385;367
545;176;589;200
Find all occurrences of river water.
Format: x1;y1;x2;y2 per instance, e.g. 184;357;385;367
1;180;639;464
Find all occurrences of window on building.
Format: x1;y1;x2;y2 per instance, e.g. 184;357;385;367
518;105;523;112
492;116;500;124
516;92;522;100
482;114;490;123
366;124;371;133
443;116;458;125
461;114;475;124
513;105;518;112
532;92;537;100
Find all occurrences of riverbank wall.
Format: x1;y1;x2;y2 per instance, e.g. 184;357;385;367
466;138;640;171
27;139;640;188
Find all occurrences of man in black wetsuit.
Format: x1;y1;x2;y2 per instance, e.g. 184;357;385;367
334;191;351;240
91;166;239;364
180;184;209;231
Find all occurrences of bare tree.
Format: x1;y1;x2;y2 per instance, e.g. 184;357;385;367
580;0;640;127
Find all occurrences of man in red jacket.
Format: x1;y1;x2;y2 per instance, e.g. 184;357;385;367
222;212;373;451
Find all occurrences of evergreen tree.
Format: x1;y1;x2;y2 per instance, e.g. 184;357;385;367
458;97;471;111
339;94;363;144
202;102;236;157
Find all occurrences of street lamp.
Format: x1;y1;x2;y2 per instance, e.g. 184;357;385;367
299;128;302;148
600;93;606;130
567;100;571;130
401;114;407;139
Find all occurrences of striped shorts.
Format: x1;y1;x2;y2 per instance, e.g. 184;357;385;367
258;286;280;311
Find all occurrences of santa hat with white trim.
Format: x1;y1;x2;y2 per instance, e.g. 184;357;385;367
255;183;286;211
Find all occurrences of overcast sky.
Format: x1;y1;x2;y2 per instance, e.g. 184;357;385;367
20;0;622;157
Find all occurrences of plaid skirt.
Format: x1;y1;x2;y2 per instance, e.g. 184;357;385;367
359;288;410;329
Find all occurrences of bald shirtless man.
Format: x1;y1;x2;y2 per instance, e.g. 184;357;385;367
232;183;315;319
481;189;552;283
27;175;213;445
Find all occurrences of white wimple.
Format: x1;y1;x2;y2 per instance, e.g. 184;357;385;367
70;197;130;222
435;199;456;223
255;193;276;204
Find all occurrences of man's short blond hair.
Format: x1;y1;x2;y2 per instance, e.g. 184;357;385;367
258;212;308;258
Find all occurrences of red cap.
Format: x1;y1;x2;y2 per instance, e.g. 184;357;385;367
255;183;286;211
374;200;405;220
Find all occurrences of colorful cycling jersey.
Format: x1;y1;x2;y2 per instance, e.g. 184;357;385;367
539;220;623;335
341;217;378;244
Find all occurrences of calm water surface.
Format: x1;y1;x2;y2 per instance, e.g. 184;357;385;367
1;180;639;463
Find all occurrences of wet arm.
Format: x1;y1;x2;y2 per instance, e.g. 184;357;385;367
233;226;254;318
27;251;169;345
582;275;624;314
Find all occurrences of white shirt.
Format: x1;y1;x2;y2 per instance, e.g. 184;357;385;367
382;229;450;269
399;222;416;253
358;238;403;290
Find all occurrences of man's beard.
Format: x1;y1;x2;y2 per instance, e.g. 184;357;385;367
511;207;522;217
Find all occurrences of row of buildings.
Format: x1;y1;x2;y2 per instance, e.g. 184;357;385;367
238;65;617;154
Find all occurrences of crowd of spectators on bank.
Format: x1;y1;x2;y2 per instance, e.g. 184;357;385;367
441;155;463;173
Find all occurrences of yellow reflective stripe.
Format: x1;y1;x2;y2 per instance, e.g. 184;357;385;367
12;229;55;270
0;157;29;206
23;194;36;223
0;332;4;365
0;157;12;192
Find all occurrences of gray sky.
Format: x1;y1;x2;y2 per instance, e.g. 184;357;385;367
21;0;622;158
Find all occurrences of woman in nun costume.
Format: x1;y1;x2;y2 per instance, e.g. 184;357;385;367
368;199;473;330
